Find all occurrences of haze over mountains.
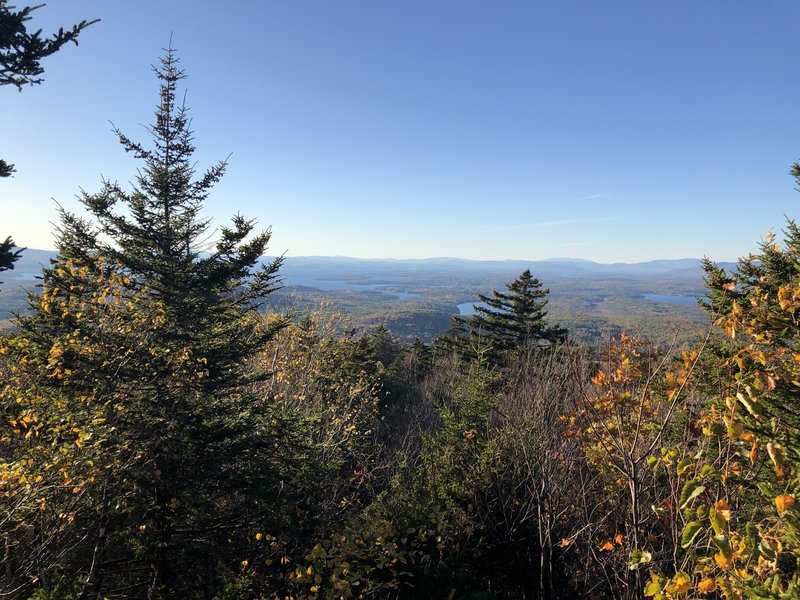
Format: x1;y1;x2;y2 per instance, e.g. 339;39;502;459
2;249;737;287
1;250;727;345
276;255;737;284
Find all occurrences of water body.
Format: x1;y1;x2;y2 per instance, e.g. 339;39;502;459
3;272;39;282
643;293;698;306
311;280;420;300
457;301;490;316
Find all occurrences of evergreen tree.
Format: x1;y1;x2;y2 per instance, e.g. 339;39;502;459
68;45;285;392
0;235;22;282
640;159;800;598
447;269;567;362
1;1;98;177
1;45;306;598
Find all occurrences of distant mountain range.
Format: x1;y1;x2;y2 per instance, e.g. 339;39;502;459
1;250;730;343
273;255;739;287
2;250;739;286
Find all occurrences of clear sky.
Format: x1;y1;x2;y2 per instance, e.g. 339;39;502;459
3;1;799;263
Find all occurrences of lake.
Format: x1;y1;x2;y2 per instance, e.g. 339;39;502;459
457;301;490;315
643;293;698;306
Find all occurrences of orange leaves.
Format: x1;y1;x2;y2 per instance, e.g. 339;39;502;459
775;494;794;514
670;571;691;594
697;577;717;593
588;338;641;414
777;285;800;311
598;540;615;552
597;534;624;552
680;348;700;368
591;370;607;387
749;440;759;464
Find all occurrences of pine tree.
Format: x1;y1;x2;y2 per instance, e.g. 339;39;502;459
448;269;567;362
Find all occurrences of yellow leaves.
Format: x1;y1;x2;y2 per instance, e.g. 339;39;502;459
724;416;744;440
669;571;691;595
735;391;760;419
256;532;263;541
714;551;733;570
644;573;665;597
775;494;794;514
680;348;699;370
697;577;717;593
48;343;64;361
777;285;800;310
713;499;732;522
766;442;790;479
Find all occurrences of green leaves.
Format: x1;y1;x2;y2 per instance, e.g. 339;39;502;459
710;509;727;536
679;479;705;510
629;548;653;569
681;521;703;549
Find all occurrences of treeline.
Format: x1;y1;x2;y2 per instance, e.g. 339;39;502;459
3;47;800;600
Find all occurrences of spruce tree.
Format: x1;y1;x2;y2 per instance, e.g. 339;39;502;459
70;45;285;392
0;235;22;281
2;45;305;598
1;2;98;176
449;269;567;362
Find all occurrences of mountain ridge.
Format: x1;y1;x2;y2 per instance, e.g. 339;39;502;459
3;250;739;283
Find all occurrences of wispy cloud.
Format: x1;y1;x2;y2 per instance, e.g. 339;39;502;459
570;193;604;202
484;216;621;234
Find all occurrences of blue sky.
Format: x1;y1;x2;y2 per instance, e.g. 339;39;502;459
4;1;799;262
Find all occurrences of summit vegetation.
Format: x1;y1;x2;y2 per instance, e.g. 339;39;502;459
3;33;800;600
